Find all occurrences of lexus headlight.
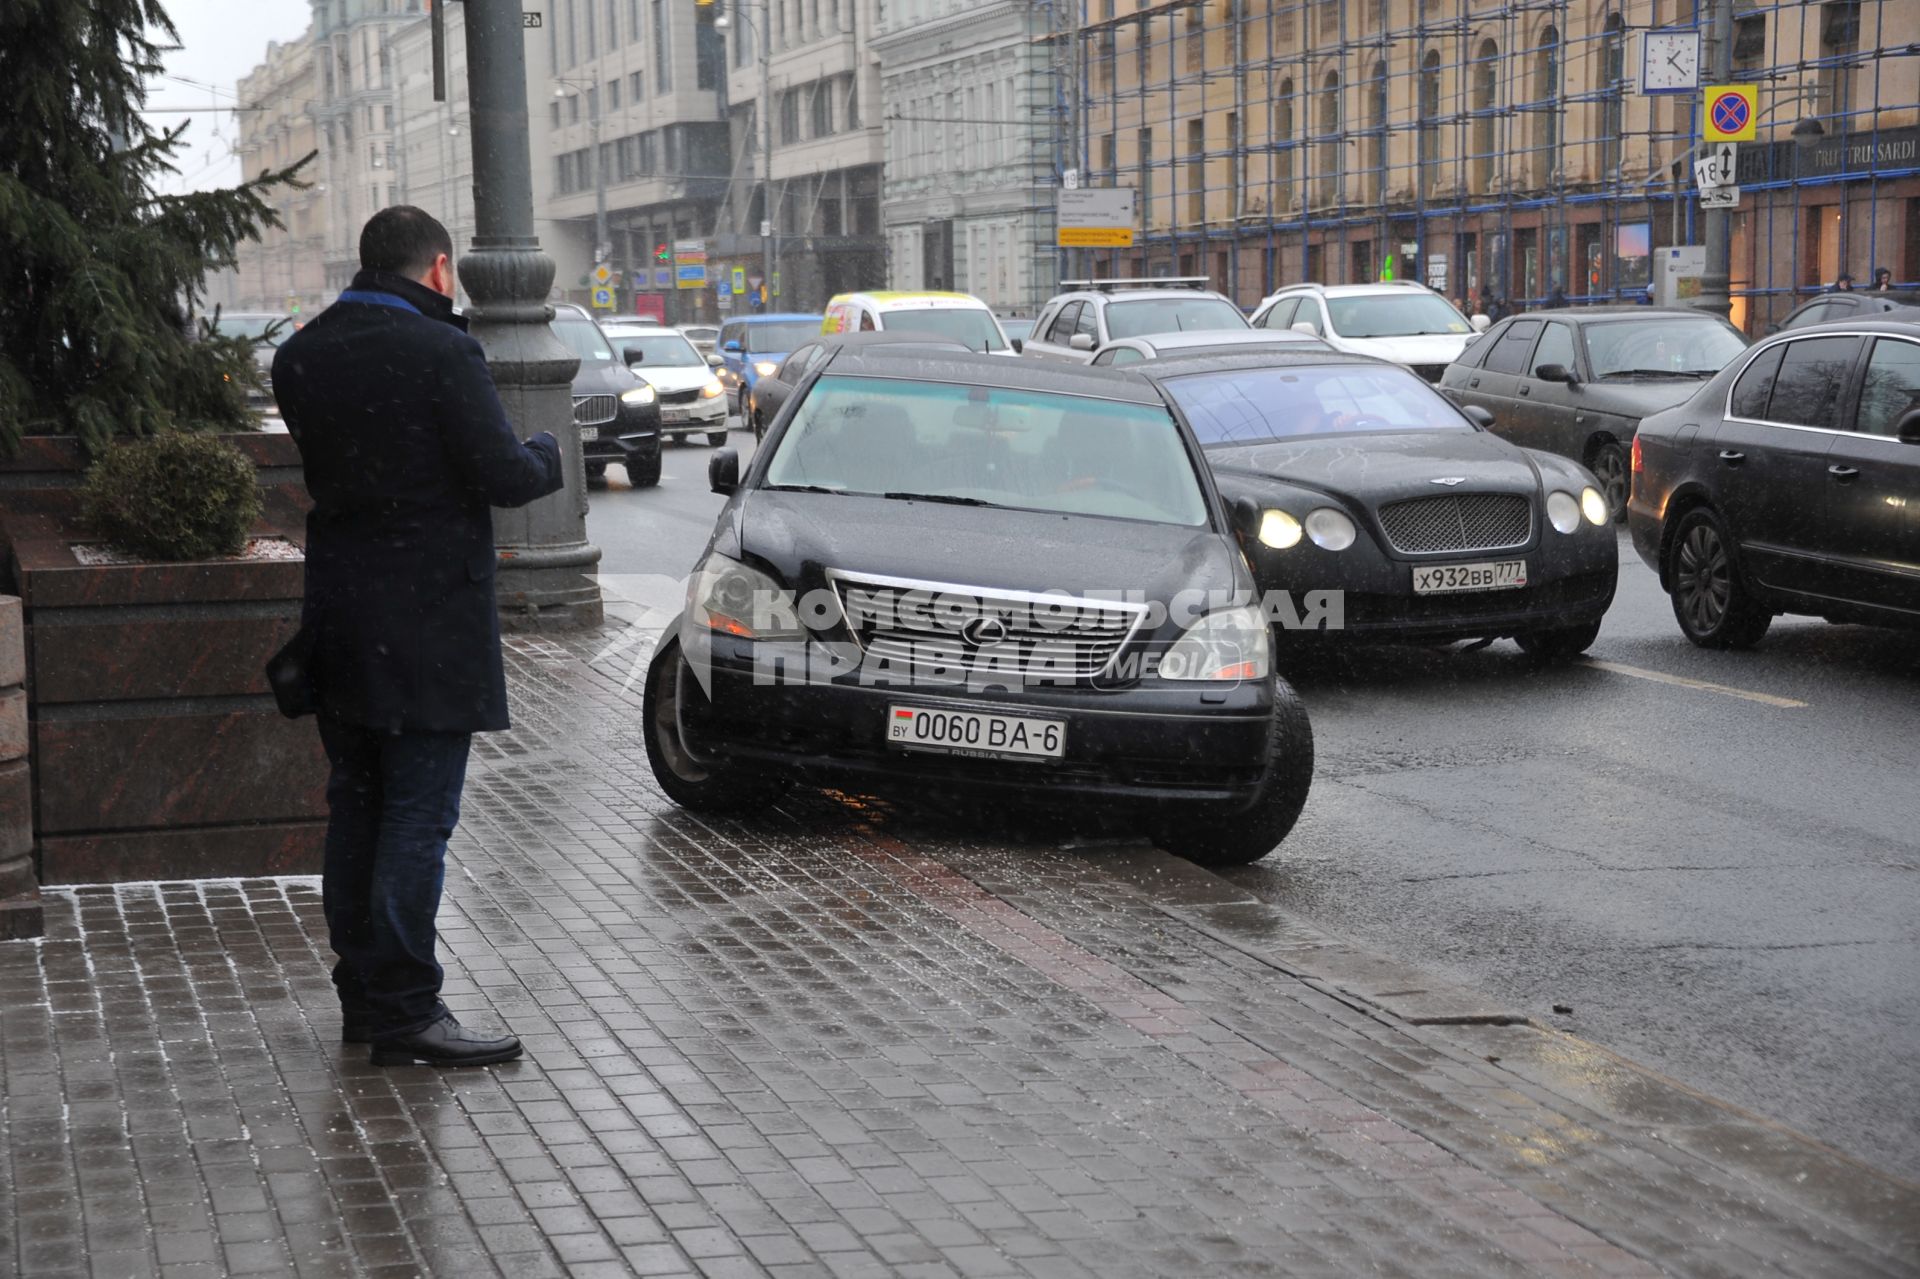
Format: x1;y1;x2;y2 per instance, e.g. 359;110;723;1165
1580;486;1609;526
620;385;656;405
1304;507;1357;551
752;360;779;377
1546;490;1581;534
686;553;803;640
699;378;725;399
1257;509;1303;549
1160;605;1270;682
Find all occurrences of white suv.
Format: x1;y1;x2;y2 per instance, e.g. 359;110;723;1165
1248;282;1487;383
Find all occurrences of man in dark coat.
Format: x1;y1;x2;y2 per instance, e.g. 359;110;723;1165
272;207;563;1067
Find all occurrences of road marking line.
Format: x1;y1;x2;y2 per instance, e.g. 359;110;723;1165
1578;658;1807;708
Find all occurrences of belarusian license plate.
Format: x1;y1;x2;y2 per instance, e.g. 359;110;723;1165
579;425;601;440
1412;560;1527;594
886;706;1066;760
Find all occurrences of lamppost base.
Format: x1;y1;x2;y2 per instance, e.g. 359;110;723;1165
496;540;605;632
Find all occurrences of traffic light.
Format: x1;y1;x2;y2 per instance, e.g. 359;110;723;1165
655;242;671;262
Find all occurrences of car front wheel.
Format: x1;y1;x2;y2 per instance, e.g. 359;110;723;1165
707;431;728;447
1515;619;1601;661
1150;680;1313;868
1667;506;1772;648
642;633;791;812
1589;439;1630;522
626;450;661;488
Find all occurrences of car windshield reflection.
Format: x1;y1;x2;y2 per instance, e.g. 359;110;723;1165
1584;319;1747;378
1164;365;1473;444
762;374;1209;526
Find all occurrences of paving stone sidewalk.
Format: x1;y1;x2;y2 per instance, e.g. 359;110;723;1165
2;621;1915;1279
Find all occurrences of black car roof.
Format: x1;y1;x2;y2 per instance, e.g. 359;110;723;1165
1511;306;1724;322
1761;313;1920;337
821;349;1168;403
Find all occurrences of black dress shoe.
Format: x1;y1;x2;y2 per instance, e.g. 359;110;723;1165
369;1013;522;1067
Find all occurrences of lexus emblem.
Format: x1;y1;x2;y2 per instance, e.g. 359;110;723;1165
961;616;1010;647
1429;476;1468;486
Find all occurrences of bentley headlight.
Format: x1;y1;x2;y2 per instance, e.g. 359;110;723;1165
1257;509;1303;549
620;385;656;405
752;360;779;377
1580;486;1610;526
1546;490;1581;534
685;553;803;640
1160;606;1270;682
1304;507;1357;551
699;378;725;399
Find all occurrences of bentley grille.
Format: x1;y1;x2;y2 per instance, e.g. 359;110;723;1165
830;574;1145;678
1377;493;1532;555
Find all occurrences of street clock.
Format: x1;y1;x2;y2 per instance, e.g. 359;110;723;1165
1642;29;1701;95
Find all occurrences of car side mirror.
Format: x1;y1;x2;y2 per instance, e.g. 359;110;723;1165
708;448;740;495
723;339;743;353
706;352;724;367
1534;363;1577;386
1010;338;1023;354
1069;333;1095;351
1230;496;1262;541
1470;314;1491;332
1462;405;1495;429
1290;321;1317;336
623;347;645;367
1897;408;1920;445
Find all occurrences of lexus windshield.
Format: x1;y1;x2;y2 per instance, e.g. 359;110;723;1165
763;375;1209;526
1326;294;1475;338
1165;365;1473;444
1584;318;1748;378
1104;297;1250;339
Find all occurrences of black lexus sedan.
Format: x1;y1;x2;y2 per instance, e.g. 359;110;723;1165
1140;351;1619;658
1440;308;1748;517
552;303;663;486
641;350;1314;866
1627;318;1920;647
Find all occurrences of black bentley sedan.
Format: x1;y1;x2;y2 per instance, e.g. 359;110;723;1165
642;350;1314;866
1627;318;1920;647
1140;351;1619;658
1440;308;1748;517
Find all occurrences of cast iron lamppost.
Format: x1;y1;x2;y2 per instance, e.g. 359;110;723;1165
459;0;602;629
554;76;610;271
713;2;777;307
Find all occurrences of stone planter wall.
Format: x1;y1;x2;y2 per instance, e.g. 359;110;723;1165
0;596;39;938
1;432;326;885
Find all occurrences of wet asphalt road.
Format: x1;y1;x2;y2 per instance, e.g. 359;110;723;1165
584;434;1920;1183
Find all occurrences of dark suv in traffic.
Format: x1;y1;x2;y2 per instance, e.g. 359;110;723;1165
1628;317;1920;646
551;304;663;487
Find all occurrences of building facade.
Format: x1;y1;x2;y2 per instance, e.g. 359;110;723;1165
228;33;326;315
1079;0;1920;333
871;0;1059;314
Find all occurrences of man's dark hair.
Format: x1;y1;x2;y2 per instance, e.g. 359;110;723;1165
359;206;453;277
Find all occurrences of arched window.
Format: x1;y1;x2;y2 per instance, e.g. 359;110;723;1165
1419;50;1441;197
1274;76;1296;211
1471;38;1497;194
1368;60;1387;203
1317;69;1341;206
1534;25;1561;185
1600;13;1625;181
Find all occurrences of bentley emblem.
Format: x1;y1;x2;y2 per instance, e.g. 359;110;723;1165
960;616;1010;646
1429;476;1468;486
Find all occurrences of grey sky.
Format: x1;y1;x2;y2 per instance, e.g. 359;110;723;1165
143;0;313;196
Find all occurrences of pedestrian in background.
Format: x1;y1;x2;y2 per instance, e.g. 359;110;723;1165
271;207;564;1068
1834;272;1855;291
1546;283;1569;309
1873;268;1893;291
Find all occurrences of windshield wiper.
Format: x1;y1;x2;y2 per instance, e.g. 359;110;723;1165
1601;368;1700;379
763;483;843;495
880;491;999;507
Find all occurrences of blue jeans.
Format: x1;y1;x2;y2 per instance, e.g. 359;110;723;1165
317;717;473;1038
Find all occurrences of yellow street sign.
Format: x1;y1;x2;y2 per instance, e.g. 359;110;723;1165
1703;84;1758;143
592;263;613;285
1058;227;1134;248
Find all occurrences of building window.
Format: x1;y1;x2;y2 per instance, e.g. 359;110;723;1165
1273;77;1294;211
1367;60;1386;203
1471;39;1497;194
587;85;599;120
696;16;721;90
653;0;672;90
630;0;642;42
1185;7;1202;73
1137;127;1153;226
1100;133;1117;182
1820;1;1859;122
584;0;597;48
1599;15;1624;181
630;70;644;100
1135;18;1150;85
780;89;800;144
1535;26;1560;184
844;74;859;129
1419;50;1441;196
1186;118;1204;224
568;94;580;124
811;81;831;137
1316;69;1340;205
1226;111;1240;220
608;79;621;109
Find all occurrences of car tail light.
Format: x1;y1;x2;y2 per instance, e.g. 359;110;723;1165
1630;434;1643;474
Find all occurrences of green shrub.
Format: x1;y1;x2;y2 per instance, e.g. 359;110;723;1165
82;433;264;561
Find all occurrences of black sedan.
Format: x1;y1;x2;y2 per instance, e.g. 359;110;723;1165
1774;291;1920;332
1440;307;1749;517
552;303;663;486
642;349;1314;866
1140;351;1618;658
1628;317;1920;646
747;332;969;439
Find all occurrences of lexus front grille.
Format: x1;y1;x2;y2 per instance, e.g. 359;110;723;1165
1377;493;1532;555
572;394;618;427
828;572;1145;679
